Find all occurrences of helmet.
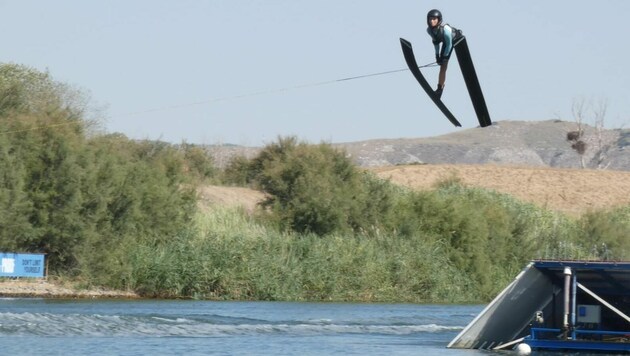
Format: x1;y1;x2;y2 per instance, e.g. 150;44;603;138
427;9;442;27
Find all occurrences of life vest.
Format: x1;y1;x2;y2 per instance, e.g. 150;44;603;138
427;23;462;45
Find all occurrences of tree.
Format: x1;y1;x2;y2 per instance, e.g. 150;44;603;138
0;63;91;119
591;99;611;169
245;137;392;236
0;64;199;274
0;131;34;251
578;209;630;260
23;118;89;269
568;98;614;169
181;143;217;181
568;99;588;168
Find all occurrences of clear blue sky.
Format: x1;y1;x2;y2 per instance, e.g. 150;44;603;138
1;1;628;146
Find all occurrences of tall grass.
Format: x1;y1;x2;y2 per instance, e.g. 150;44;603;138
122;206;478;302
105;184;627;302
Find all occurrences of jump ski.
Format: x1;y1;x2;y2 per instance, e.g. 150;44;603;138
400;38;461;127
453;37;492;127
400;37;492;128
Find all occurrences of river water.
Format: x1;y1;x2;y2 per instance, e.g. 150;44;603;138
0;299;492;355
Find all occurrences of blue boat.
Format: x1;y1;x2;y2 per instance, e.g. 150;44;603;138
448;260;630;353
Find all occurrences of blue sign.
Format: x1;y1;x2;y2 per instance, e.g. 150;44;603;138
0;252;46;278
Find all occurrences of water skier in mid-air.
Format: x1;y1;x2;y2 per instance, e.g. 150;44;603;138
426;9;463;99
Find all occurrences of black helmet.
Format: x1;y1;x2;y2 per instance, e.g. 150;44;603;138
427;9;442;27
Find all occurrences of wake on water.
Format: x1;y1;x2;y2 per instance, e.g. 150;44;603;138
0;311;463;337
0;300;485;355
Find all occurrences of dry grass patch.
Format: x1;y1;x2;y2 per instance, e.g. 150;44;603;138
198;185;266;213
372;164;630;216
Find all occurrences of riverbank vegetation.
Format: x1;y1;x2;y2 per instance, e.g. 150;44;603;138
1;64;628;302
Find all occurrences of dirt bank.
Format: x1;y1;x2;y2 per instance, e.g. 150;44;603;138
0;279;138;299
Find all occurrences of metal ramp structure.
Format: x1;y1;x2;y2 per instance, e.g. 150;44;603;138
448;260;630;352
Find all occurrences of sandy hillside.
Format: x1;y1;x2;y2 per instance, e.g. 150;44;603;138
197;185;267;213
373;164;630;215
198;165;630;216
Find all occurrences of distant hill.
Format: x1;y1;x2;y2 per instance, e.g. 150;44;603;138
337;120;630;170
207;120;630;171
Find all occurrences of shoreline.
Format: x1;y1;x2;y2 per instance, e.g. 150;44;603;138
0;279;139;299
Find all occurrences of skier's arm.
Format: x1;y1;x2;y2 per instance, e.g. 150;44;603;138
427;27;440;57
442;26;453;59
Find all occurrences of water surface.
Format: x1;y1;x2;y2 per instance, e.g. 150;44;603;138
0;299;492;355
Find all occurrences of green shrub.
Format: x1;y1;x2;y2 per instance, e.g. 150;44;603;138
243;137;377;235
577;207;630;260
0;64;198;273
